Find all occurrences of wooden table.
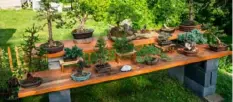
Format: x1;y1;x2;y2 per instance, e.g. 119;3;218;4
18;45;232;98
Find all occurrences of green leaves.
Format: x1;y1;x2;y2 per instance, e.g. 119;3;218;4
96;37;108;65
113;37;134;54
64;46;83;59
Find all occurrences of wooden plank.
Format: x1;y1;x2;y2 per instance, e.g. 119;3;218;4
15;46;21;66
44;30;191;58
7;47;13;71
18;45;232;98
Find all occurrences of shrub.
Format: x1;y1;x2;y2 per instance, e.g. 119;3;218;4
95;37;108;65
64;46;83;60
178;29;207;44
113;37;134;54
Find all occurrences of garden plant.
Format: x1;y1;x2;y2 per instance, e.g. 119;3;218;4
64;46;83;62
113;37;134;55
71;60;91;82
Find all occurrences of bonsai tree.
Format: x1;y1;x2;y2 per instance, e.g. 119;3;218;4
113;37;134;54
21;24;42;68
178;29;207;44
158;32;172;46
71;60;91;81
63;0;110;39
76;60;85;76
136;45;170;65
95;37;111;73
37;0;64;53
64;46;83;61
205;26;228;51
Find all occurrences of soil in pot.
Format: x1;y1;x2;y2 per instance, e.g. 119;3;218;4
95;63;111;73
74;72;89;77
145;58;159;65
72;29;94;39
40;41;64;54
19;73;42;88
209;44;228;52
158;40;173;46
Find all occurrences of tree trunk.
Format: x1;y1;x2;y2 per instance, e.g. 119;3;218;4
47;19;55;47
77;14;88;33
189;0;194;21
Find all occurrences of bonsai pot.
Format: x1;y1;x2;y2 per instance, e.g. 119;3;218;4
19;74;43;88
40;41;64;54
145;58;159;65
209;44;228;52
158;40;173;46
160;27;175;33
71;71;91;82
95;63;111;73
181;48;199;56
72;29;94;39
179;20;201;32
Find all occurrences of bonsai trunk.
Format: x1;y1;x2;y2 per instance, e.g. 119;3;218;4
189;0;194;21
47;19;55;47
77;14;88;33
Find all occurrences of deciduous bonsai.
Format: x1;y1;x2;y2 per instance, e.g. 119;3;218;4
37;0;64;53
63;0;110;40
71;60;91;82
179;0;201;32
64;46;83;62
95;37;111;73
205;26;228;51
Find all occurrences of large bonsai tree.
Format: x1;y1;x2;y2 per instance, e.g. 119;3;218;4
64;0;110;33
37;0;62;47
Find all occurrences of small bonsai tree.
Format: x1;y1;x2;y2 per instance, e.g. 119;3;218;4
178;29;207;44
158;32;172;46
64;46;83;60
37;0;63;49
95;37;108;65
205;26;226;46
136;45;170;64
113;37;134;54
76;60;85;76
64;0;110;33
181;0;198;26
21;24;42;68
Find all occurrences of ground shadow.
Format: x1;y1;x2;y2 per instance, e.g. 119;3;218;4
0;28;16;48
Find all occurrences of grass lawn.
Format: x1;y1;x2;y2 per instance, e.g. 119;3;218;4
0;10;232;102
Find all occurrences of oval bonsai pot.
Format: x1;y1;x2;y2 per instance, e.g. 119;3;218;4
183;49;199;56
209;44;228;52
40;41;64;54
19;77;42;88
179;20;201;32
160;27;175;33
145;58;159;65
71;71;91;82
72;29;94;39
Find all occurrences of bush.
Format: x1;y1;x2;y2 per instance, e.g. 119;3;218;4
113;37;134;54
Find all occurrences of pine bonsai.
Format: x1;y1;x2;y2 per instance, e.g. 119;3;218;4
113;37;134;54
96;37;108;65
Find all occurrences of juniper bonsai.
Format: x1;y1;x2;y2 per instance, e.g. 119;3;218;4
113;37;134;54
95;37;108;65
178;29;207;44
64;46;83;60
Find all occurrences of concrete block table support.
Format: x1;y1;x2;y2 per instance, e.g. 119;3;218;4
168;59;219;97
48;57;71;102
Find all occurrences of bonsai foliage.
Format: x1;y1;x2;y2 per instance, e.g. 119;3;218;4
21;24;42;68
113;37;134;54
64;0;110;32
204;26;226;46
64;46;83;60
76;60;85;76
136;45;170;63
0;50;12;90
95;37;108;65
37;0;62;47
178;29;207;44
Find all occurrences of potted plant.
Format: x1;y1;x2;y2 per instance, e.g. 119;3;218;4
136;45;170;65
113;37;135;56
64;46;83;62
94;37;111;73
135;25;157;39
205;26;228;52
37;0;64;53
71;60;91;82
177;29;206;56
160;24;176;33
157;32;173;46
179;0;201;32
18;24;43;88
63;0;110;41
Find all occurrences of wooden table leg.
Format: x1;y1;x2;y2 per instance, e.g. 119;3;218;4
115;53;119;63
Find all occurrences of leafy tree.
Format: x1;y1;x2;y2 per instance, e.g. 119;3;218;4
37;0;63;47
63;0;110;32
95;37;108;65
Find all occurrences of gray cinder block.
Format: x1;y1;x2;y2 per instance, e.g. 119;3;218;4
49;89;71;102
168;66;185;84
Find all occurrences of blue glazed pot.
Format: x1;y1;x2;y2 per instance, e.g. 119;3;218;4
71;72;91;82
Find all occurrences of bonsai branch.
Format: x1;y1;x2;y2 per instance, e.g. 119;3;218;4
77;13;89;32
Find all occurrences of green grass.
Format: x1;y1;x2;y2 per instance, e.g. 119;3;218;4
0;10;232;102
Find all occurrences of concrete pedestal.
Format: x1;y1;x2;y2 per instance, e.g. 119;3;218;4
48;57;71;102
168;59;219;97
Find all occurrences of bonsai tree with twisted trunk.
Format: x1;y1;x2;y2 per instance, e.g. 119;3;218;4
37;0;64;53
64;0;110;40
